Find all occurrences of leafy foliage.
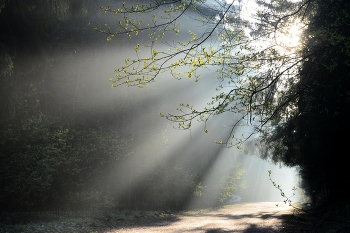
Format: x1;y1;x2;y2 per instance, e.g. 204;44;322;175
97;0;350;205
96;0;307;147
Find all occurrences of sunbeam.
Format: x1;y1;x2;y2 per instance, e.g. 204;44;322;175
1;0;303;218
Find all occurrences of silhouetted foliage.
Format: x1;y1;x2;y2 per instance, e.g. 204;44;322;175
262;0;350;204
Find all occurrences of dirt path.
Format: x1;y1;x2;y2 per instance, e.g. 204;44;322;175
108;202;294;233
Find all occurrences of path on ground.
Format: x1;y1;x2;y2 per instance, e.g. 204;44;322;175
108;202;294;233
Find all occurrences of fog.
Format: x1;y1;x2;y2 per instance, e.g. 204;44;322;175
85;1;300;206
1;0;302;212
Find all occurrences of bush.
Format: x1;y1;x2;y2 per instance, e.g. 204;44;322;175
0;111;129;211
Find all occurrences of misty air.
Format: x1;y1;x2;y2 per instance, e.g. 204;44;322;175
1;0;349;232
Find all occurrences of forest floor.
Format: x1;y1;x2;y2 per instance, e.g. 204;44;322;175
1;202;350;233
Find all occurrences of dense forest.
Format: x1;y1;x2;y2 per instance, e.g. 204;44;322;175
261;0;350;204
1;0;349;222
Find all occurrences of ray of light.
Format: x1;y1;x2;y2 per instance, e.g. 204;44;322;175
47;1;304;211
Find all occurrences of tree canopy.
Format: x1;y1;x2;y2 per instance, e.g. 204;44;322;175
97;0;306;144
97;0;350;204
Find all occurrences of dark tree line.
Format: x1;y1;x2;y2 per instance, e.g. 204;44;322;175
263;0;350;204
0;0;130;211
